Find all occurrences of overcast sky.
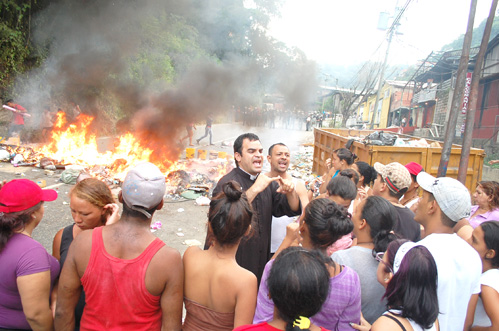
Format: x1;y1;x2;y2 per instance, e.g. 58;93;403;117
268;0;496;66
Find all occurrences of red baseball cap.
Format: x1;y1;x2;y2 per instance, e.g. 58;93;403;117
405;162;424;176
0;179;58;213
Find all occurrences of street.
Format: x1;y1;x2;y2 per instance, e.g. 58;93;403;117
0;123;314;256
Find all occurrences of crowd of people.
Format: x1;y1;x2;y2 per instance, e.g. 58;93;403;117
1;131;499;331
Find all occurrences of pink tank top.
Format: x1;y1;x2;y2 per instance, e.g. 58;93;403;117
80;227;165;331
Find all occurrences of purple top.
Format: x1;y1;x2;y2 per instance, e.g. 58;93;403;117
468;205;499;228
0;233;60;329
253;259;361;330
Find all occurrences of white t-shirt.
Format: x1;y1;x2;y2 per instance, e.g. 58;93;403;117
473;268;499;327
270;178;301;253
418;233;482;331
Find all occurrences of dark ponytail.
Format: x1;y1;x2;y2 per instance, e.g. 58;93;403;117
359;196;399;254
207;181;253;247
354;161;377;186
269;247;330;331
334;148;357;166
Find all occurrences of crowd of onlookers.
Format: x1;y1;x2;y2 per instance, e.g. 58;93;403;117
1;132;498;331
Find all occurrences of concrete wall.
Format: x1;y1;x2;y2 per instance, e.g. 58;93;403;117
483;166;499;181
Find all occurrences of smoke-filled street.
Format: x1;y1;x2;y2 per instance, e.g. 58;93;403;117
0;123;314;255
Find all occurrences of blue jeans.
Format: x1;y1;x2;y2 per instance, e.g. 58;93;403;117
197;126;212;144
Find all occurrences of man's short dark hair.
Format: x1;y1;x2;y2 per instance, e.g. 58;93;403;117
326;176;357;201
428;193;455;228
5;99;13;104
268;143;287;156
233;133;260;167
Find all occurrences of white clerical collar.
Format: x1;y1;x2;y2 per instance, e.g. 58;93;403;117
239;167;259;181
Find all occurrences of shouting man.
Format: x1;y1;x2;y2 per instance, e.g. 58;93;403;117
265;143;309;255
204;133;301;283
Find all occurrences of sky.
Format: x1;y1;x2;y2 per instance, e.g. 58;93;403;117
268;0;496;66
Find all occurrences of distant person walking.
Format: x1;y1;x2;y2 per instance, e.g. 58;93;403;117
197;114;214;145
3;99;28;139
181;122;196;146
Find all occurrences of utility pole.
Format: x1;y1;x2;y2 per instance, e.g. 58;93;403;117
437;0;477;177
369;1;411;129
370;30;394;129
457;0;499;183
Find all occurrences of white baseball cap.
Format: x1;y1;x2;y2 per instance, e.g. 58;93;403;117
416;172;471;222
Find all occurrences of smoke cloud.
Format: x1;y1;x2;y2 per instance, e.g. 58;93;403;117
11;0;317;160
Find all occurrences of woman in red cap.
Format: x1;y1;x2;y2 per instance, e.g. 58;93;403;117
0;179;59;330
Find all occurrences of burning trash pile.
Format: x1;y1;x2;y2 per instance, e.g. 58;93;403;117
0;112;234;200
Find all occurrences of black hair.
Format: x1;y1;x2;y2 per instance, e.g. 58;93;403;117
334;148;357;165
481;221;499;268
384;240;439;330
121;202;160;220
5;99;13;104
233;133;260;167
326;175;357;201
268;143;287;156
268;247;330;331
0;202;43;252
379;175;408;200
354;161;377;186
207;181;253;247
303;198;353;250
340;168;359;185
360;196;399;254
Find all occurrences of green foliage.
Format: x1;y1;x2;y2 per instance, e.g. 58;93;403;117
441;15;499;51
0;0;52;95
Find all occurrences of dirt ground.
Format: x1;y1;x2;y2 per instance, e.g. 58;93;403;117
0;162;210;256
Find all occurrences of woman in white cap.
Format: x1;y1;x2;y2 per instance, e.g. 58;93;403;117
0;179;59;330
351;239;439;331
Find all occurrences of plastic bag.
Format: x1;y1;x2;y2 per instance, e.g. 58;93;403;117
363;131;398;146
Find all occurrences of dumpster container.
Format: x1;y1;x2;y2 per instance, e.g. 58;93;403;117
312;128;485;193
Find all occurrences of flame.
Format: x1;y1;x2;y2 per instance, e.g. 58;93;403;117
36;112;188;180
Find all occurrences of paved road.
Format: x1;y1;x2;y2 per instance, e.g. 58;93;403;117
0;122;314;256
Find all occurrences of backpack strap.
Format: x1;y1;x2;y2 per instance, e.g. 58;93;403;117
382;314;407;331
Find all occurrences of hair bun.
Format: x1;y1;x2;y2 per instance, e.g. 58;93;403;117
223;181;243;201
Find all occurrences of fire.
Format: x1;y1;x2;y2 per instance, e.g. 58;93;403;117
37;112;187;180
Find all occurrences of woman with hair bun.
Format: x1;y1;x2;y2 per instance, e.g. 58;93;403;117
352;239;439;331
254;198;361;330
235;247;332;331
332;195;399;324
183;180;256;330
464;221;499;329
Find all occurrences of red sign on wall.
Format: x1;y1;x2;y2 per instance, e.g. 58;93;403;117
461;72;472;114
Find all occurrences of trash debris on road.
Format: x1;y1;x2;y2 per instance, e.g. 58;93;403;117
195;196;211;206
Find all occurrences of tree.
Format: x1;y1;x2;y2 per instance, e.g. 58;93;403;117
336;61;381;127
